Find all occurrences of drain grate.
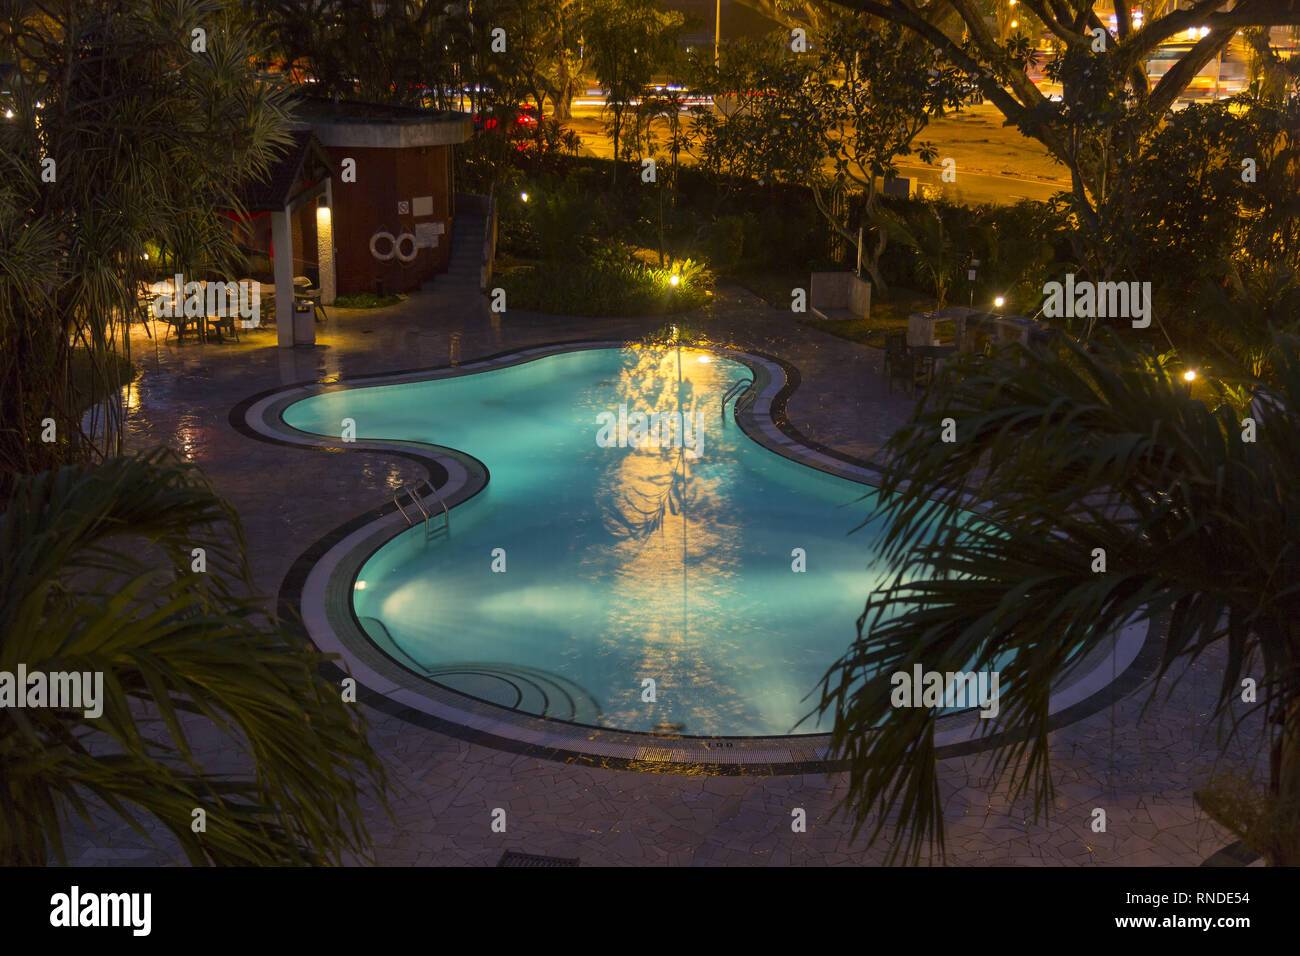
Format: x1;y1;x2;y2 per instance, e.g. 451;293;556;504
497;850;580;868
634;747;676;762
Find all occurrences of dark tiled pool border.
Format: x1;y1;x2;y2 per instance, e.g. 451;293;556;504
233;339;1162;775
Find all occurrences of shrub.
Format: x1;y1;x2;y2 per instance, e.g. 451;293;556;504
497;246;713;316
529;184;600;261
700;215;746;271
333;292;403;309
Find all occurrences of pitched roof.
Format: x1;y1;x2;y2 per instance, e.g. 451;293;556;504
237;129;332;212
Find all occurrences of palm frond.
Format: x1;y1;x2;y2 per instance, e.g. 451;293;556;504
816;330;1300;864
1;450;389;865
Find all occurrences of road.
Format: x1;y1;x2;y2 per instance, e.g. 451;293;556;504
566;96;1072;206
892;163;1066;205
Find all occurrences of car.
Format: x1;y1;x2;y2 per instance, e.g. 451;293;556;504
471;104;550;153
471;103;542;133
1146;41;1248;100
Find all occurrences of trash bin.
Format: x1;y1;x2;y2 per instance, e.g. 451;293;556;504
292;301;315;346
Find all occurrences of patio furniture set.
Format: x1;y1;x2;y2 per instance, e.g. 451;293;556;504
884;333;958;395
134;275;327;344
884;307;1048;395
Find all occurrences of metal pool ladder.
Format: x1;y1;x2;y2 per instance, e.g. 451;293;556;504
394;478;450;538
720;377;756;421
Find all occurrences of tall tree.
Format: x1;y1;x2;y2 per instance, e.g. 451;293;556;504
780;17;967;289
686;33;812;197
830;0;1300;282
0;0;295;487
508;0;587;120
253;0;465;107
581;0;684;186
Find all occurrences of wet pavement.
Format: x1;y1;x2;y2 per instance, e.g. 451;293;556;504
60;275;1264;866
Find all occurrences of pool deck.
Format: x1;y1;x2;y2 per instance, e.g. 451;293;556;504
67;276;1266;866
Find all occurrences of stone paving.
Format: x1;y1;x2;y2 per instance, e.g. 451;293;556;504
59;275;1267;866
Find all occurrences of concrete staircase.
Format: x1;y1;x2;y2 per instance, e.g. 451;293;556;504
421;211;487;292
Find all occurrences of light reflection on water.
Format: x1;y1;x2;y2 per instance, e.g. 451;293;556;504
286;346;890;736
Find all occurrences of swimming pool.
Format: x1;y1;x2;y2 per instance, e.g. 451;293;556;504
282;345;904;737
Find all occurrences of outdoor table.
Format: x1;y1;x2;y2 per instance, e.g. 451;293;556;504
171;313;199;343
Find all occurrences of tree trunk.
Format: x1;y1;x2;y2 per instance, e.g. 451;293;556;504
862;191;889;294
862;229;888;294
611;105;621;187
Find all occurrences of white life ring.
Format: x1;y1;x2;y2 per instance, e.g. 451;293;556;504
394;232;418;263
369;231;396;261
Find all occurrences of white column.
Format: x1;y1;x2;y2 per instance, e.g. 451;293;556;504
271;206;295;348
316;180;336;305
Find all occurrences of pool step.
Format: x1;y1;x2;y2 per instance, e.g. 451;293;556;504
357;617;604;723
423;663;604;724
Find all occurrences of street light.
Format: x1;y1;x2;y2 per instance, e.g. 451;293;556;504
520;191;529;202
994;295;1006;309
715;0;721;67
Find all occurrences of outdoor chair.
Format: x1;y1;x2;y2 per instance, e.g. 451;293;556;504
258;283;276;325
913;353;938;389
303;286;327;323
887;349;917;395
163;313;195;343
961;327;992;356
132;287;155;339
207;311;240;343
883;332;908;374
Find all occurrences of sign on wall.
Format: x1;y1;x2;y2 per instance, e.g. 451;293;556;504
415;223;441;249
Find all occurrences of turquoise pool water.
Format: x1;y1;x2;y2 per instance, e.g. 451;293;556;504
284;346;897;737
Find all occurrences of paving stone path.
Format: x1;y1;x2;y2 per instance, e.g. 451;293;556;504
59;277;1266;865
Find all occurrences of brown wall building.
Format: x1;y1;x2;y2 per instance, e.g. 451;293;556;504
298;99;472;297
230;99;472;346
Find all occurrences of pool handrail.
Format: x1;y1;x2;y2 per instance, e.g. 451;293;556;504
721;377;756;420
412;478;450;535
394;484;431;535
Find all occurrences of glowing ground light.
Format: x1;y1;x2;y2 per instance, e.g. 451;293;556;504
670;274;680;287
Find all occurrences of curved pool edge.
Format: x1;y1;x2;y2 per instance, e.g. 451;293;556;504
233;339;1160;774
